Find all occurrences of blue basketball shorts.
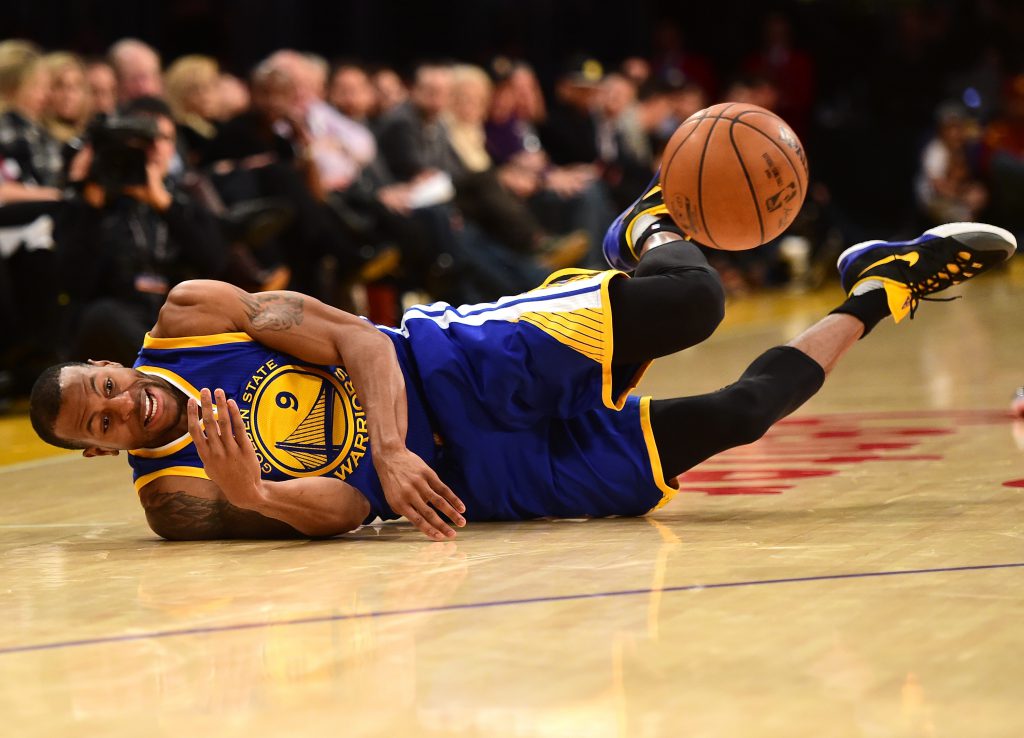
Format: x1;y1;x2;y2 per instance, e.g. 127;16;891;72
385;269;680;521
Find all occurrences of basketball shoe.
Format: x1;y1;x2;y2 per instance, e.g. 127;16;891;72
837;222;1016;323
602;170;686;271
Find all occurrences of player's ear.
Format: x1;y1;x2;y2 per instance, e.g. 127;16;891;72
86;359;124;368
82;447;120;458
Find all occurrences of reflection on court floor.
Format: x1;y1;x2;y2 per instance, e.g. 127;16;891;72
1;267;1022;737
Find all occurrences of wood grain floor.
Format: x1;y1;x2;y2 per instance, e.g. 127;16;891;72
1;264;1022;738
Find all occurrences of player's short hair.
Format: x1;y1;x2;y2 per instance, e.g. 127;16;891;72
29;362;89;450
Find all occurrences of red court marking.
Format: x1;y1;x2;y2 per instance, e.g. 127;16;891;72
676;408;1010;497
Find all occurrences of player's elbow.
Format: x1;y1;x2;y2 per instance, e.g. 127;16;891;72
145;509;226;541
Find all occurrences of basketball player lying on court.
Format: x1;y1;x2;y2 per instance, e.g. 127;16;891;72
28;177;1017;541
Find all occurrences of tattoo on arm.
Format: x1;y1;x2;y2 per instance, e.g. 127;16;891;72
238;292;304;332
143;492;305;540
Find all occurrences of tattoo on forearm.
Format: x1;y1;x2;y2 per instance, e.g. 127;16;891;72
239;292;304;332
143;493;304;540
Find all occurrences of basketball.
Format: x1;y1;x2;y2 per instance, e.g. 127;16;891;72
659;102;809;251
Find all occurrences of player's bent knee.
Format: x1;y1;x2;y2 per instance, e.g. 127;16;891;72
687;269;726;341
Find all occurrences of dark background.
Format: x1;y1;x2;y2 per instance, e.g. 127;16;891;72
5;0;1023;232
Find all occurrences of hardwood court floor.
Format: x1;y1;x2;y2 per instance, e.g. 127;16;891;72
1;266;1022;738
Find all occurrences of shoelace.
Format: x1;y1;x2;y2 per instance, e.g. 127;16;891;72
893;246;983;319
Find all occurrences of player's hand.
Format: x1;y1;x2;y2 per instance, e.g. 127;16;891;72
374;447;466;541
187;388;262;506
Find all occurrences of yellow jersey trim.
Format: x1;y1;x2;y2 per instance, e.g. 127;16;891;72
135;465;210;493
598;270;652;410
142;332;253;350
128;366;202;459
639;395;680;509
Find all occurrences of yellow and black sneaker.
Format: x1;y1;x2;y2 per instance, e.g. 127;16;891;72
601;170;685;271
837;222;1017;323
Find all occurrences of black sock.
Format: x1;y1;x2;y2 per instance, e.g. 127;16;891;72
829;288;891;337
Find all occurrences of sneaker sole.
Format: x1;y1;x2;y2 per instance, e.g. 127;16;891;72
837;222;1017;272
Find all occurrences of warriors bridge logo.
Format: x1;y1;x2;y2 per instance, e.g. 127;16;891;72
237;359;369;480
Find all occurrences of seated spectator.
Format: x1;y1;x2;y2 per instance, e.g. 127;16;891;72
84;58;117;117
41;52;92;143
982;74;1024;237
538;55;602;168
741;12;814;137
108;38;163;105
205;64;392;299
371;66;408;118
650;20;718;102
0;41;64;200
215;73;250;122
329;62;380;129
57;96;230;364
595;72;654;206
485;60;615;264
382;62;587;269
164;54;221;165
916;102;987;225
264;50;376;193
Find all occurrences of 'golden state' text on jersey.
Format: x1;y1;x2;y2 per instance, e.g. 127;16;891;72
128;269;679;523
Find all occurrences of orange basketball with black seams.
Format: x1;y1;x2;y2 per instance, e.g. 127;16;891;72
659;102;809;251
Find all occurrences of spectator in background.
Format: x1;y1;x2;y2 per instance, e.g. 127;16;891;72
84;59;117;116
329;62;381;129
57;96;229;365
485;59;614;264
372;67;408;117
41;52;92;143
215;73;249;121
982;74;1024;237
595;72;653;207
916;103;987;225
0;41;64;199
205;64;390;299
539;55;602;168
620;57;652;89
741;12;814;136
164;54;221;165
108;38;163;104
264;50;376;194
650;21;717;102
0;40;62;395
723;74;781;113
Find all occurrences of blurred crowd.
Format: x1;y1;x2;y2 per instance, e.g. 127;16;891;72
1;8;1024;400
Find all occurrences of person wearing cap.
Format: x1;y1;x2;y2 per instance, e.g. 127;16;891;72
538;55;604;168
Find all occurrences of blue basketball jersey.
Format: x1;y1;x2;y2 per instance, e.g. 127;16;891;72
128;329;438;522
128;269;680;524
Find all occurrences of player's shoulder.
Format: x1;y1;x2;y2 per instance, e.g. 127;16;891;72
151;280;241;339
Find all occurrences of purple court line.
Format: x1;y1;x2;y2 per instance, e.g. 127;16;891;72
2;561;1022;657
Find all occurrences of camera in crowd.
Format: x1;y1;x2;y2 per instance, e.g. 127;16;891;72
85;115;159;190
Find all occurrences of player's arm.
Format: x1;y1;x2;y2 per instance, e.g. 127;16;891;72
139;474;370;541
152;281;466;540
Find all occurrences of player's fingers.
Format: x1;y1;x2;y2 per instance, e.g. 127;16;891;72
213;389;233;439
393;497;445;541
186;397;208;453
199;389;223;447
226;399;251;446
428;491;466;528
426;469;466;514
411;495;456;540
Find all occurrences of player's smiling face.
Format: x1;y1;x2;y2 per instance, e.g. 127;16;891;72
54;362;189;455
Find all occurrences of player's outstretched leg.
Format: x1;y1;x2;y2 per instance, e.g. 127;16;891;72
603;171;727;365
649;223;1017;482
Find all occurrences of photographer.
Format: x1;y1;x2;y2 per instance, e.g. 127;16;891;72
0;97;229;371
60;97;229;364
